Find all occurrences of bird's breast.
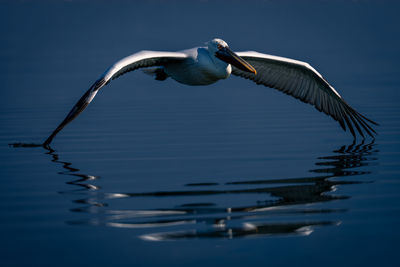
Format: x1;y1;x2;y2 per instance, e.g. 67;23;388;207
164;53;231;86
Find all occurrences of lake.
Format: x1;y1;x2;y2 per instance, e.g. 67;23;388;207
1;1;399;266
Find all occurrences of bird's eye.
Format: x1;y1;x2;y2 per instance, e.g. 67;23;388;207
217;44;223;50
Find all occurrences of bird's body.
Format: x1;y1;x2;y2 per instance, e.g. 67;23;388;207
43;38;377;146
164;47;231;85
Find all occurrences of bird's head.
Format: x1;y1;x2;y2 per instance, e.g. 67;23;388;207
207;38;256;75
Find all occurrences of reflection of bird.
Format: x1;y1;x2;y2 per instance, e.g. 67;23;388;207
44;38;377;146
32;138;375;240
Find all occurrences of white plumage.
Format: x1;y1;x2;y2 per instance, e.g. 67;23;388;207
43;38;377;146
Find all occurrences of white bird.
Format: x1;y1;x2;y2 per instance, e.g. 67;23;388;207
43;38;377;146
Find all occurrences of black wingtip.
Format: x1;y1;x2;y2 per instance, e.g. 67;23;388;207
339;100;379;139
43;140;52;150
43;137;52;148
42;125;63;148
42;77;108;148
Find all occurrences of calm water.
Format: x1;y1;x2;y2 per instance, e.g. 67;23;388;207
1;1;400;266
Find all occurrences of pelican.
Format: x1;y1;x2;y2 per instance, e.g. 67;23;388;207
43;38;377;146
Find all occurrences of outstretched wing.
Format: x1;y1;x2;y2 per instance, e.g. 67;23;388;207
43;51;187;146
232;51;378;138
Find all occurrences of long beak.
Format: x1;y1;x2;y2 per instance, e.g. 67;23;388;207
215;47;257;74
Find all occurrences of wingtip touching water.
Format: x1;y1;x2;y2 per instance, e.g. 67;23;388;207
43;38;378;146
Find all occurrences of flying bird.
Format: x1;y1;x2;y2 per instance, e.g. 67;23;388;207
43;38;377;146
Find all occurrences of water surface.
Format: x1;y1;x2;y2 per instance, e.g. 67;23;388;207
1;1;400;266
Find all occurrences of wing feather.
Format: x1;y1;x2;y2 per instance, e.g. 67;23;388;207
232;51;378;138
43;51;187;146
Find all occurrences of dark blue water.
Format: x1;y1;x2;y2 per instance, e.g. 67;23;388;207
1;1;400;266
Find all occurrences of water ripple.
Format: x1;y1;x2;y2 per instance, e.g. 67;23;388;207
14;140;377;241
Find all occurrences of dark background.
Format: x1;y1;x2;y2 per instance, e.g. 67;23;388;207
0;1;399;266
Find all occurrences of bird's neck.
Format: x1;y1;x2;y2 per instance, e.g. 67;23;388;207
205;49;231;79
